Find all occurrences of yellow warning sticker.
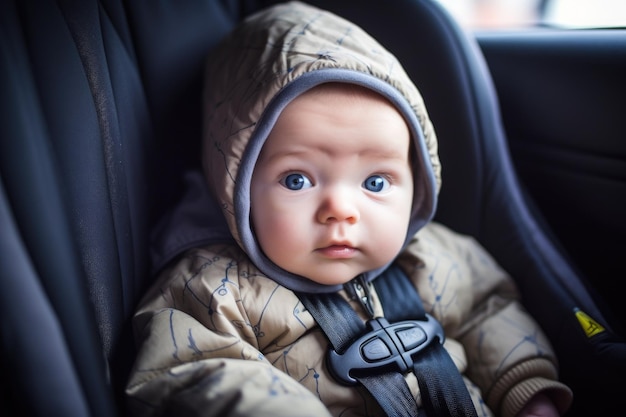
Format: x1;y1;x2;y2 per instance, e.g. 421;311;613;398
574;308;605;338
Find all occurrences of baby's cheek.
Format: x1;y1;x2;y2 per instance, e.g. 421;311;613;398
375;216;410;259
257;215;306;261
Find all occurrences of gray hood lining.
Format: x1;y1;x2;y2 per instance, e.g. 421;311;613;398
235;68;437;293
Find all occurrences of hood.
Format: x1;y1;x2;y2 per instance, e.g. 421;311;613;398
202;1;441;293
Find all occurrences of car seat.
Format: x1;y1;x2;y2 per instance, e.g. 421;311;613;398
1;1;623;416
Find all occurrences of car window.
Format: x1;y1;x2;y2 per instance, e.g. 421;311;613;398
433;0;626;29
543;0;626;28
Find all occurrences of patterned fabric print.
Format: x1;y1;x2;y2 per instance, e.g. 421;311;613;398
128;221;570;416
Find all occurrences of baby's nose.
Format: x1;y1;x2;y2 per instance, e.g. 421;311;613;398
316;188;360;224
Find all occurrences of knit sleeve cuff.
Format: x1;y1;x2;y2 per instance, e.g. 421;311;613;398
501;377;573;417
488;358;573;417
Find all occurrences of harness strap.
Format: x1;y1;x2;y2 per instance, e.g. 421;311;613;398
298;292;422;417
298;264;478;417
374;265;478;417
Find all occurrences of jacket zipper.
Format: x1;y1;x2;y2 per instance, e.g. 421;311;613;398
345;274;375;319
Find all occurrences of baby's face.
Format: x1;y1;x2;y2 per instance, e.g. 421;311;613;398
251;84;414;286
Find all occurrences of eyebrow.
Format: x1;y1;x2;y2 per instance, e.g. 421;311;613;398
359;146;408;160
267;143;408;159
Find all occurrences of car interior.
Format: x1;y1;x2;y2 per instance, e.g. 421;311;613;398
1;0;625;416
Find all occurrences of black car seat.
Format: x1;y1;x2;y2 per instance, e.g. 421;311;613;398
0;1;623;417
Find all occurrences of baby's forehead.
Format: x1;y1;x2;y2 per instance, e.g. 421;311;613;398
258;85;412;164
300;81;391;103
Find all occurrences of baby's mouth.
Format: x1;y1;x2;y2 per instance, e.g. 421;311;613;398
317;244;357;259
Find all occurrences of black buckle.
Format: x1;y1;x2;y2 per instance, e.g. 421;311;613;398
327;315;445;385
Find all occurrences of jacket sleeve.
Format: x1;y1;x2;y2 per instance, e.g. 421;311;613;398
125;245;332;417
398;222;573;417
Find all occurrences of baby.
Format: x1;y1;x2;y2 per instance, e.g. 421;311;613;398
126;2;572;416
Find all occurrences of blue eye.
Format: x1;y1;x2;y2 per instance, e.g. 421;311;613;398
363;175;389;192
281;173;312;190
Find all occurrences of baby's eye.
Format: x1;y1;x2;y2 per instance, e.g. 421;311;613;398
280;173;313;190
363;175;390;192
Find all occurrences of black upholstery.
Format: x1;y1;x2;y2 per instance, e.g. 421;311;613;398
1;1;623;416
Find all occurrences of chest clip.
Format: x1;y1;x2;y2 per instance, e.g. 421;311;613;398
327;315;445;385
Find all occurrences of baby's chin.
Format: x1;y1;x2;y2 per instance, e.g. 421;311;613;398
302;274;356;287
298;266;379;287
